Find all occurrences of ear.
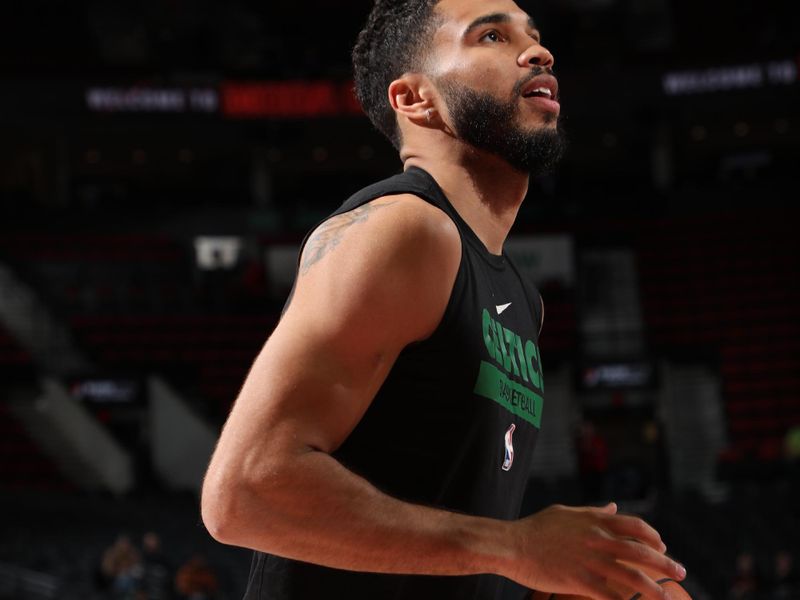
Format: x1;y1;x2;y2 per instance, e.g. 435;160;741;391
388;74;436;126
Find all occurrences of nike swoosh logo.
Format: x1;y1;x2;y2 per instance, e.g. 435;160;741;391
496;303;512;315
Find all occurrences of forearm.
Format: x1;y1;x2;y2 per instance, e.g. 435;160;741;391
204;448;515;579
203;441;685;598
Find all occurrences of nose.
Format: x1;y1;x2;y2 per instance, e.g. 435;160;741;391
518;42;554;70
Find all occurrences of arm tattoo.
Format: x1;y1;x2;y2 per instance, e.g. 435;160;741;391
299;201;397;276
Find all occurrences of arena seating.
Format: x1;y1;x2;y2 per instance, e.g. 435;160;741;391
0;488;251;600
635;208;800;473
2;477;796;600
0;233;194;316
70;314;276;417
2;208;798;464
0;325;31;367
651;480;800;599
0;234;278;419
0;399;70;492
518;204;799;474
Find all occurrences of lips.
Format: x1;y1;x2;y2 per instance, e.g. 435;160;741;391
520;74;559;102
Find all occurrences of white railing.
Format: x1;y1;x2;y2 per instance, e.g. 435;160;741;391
0;264;92;376
10;378;135;494
149;376;217;493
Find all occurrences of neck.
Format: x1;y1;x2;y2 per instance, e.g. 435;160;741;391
402;141;529;255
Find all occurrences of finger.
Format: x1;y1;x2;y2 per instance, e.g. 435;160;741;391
603;560;667;600
603;502;618;515
603;514;664;553
604;539;687;582
587;502;618;515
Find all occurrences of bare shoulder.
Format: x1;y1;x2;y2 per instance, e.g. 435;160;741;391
299;193;460;278
287;194;461;344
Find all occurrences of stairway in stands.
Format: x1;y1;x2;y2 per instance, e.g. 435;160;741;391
0;325;70;491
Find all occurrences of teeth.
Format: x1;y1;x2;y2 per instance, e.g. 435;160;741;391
524;86;553;98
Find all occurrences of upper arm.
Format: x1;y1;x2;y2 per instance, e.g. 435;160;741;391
208;195;461;482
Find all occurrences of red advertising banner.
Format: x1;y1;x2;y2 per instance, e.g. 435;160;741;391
221;81;362;118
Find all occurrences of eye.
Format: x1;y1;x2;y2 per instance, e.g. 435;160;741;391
479;30;505;43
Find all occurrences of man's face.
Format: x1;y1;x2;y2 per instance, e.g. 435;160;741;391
426;0;566;174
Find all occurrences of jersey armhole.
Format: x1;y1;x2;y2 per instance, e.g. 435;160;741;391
537;293;545;337
428;240;466;338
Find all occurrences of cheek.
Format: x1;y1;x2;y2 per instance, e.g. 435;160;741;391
429;38;520;99
472;64;504;85
450;61;515;95
432;43;510;85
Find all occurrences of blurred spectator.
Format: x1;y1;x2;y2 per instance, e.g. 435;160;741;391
139;531;174;600
100;534;143;599
175;554;219;600
576;420;609;502
729;551;760;600
769;550;798;600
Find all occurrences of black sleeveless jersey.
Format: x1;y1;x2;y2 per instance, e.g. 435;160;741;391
243;167;545;600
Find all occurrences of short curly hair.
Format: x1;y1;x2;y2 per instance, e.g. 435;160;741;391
352;0;443;150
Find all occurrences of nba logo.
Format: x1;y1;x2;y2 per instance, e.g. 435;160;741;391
502;424;516;472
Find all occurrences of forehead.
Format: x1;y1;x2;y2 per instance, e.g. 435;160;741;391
434;0;534;35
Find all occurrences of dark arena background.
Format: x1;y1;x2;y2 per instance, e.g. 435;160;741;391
1;1;799;599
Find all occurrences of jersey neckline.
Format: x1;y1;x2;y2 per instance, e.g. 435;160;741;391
405;166;508;271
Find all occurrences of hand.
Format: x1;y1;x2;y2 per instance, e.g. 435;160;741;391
505;503;686;600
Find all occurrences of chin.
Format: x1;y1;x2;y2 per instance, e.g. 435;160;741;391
542;112;559;125
520;113;559;130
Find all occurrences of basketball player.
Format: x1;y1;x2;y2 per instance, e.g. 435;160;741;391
201;0;688;598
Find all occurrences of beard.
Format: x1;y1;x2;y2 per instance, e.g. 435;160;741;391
437;75;567;177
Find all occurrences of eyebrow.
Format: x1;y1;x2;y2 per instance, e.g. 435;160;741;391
463;12;539;38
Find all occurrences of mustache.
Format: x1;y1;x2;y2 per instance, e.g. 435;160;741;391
512;67;557;98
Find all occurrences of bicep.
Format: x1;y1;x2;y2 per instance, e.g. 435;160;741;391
216;198;461;465
228;308;400;457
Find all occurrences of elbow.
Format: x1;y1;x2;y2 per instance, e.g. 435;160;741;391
201;456;288;547
201;444;305;549
201;500;231;545
201;468;246;545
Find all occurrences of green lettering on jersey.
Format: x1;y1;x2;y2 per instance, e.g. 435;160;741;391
473;361;543;428
482;309;496;360
513;334;529;383
504;328;521;378
477;308;544;425
495;322;511;372
525;340;542;391
480;308;543;391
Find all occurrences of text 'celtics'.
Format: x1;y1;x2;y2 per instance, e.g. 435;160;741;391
481;308;543;391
